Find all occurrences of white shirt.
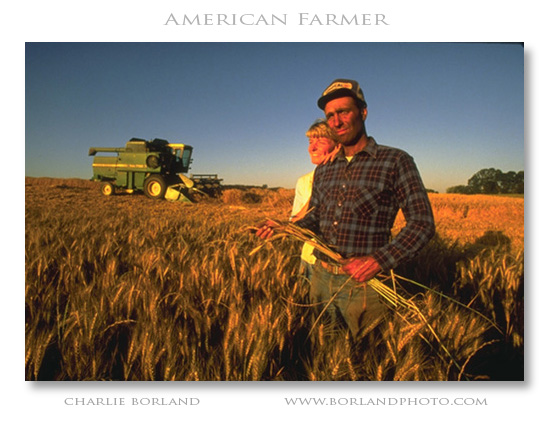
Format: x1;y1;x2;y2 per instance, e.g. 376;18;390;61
290;170;316;265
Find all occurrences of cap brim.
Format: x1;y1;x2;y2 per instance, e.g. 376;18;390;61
317;89;364;110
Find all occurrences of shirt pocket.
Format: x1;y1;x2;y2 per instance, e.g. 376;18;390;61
353;185;391;217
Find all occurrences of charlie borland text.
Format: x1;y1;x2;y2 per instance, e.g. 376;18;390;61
164;13;389;26
64;397;200;406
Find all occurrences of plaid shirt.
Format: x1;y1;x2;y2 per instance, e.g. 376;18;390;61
297;137;435;271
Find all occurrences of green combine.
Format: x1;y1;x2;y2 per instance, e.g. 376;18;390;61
89;138;222;202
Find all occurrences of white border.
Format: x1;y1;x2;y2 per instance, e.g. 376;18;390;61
7;1;544;422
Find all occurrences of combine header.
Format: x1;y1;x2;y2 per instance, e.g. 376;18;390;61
89;138;222;201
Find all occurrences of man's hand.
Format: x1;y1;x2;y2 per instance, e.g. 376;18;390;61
342;256;381;282
255;219;279;239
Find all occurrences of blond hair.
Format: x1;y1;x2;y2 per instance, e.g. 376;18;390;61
306;119;337;140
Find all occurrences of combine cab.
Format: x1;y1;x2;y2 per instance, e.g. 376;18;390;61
89;138;222;201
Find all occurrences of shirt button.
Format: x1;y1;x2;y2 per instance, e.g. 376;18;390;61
337;202;342;207
333;221;338;226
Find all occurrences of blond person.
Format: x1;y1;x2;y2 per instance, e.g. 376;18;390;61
290;120;339;281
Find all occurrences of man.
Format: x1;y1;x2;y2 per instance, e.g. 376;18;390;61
258;78;435;337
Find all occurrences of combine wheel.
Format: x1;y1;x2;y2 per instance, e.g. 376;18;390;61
144;175;167;199
101;181;115;196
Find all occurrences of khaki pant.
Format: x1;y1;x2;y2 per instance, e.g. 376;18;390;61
309;261;387;338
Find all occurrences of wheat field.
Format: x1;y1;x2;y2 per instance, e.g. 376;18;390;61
25;177;524;381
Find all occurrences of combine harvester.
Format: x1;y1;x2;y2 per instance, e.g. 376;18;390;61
88;138;222;202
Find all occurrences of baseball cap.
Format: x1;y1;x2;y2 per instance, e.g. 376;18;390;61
317;78;367;110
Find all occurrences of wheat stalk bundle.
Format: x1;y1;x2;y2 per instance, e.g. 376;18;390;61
249;221;344;263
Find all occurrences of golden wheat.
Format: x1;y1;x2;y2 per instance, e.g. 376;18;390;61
25;177;523;381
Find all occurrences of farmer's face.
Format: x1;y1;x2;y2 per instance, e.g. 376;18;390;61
308;136;336;165
324;96;367;146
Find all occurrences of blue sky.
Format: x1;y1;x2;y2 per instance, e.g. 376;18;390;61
25;42;523;193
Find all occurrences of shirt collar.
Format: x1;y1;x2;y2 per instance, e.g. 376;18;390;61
334;136;378;161
363;136;378;158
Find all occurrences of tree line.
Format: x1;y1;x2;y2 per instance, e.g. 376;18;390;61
447;168;524;194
